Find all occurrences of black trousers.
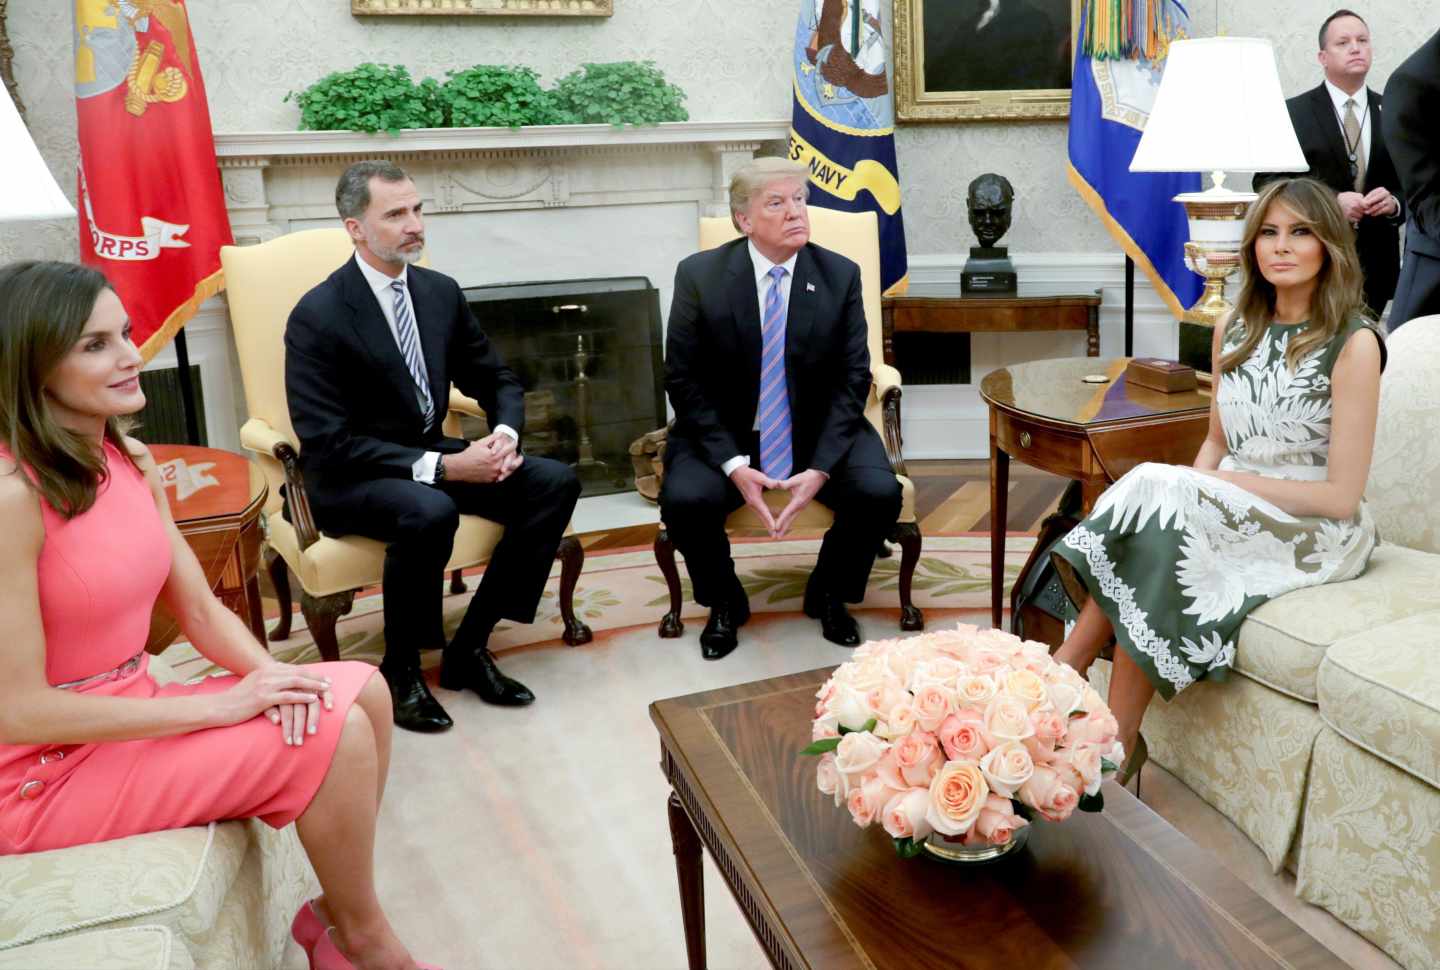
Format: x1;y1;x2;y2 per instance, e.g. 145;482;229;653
659;429;902;608
312;456;581;672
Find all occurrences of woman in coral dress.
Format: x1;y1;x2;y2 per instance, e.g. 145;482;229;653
1050;179;1386;779
0;261;436;970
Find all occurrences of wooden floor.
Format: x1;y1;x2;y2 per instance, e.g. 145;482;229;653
581;459;1069;551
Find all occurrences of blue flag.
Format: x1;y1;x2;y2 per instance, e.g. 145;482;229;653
789;0;908;295
1067;1;1201;318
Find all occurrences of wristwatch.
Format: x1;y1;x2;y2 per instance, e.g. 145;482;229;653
434;454;446;483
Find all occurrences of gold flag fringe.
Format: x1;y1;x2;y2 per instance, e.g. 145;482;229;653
138;267;226;363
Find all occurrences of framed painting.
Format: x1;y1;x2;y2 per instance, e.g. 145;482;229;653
893;0;1076;122
352;0;612;16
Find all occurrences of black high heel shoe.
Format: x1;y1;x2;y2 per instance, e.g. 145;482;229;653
1117;733;1148;790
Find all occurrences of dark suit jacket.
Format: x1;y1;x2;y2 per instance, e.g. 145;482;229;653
1254;83;1405;312
664;239;874;477
1383;29;1440;326
284;256;525;510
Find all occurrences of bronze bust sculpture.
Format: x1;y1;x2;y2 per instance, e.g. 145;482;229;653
963;173;1017;294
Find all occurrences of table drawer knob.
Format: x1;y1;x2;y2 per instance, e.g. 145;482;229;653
1019;431;1032;448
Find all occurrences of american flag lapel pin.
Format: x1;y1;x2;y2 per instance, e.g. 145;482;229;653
806;282;815;292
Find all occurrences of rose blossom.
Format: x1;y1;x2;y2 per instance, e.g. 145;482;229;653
833;731;889;777
1060;742;1105;796
955;673;998;708
893;730;943;787
983;695;1036;744
912;683;955;732
926;761;990;835
1069;709;1119;747
875;701;917;740
881;788;934;841
979;741;1035;797
846;772;896;828
812;714;840;742
816;753;841;796
1025;709;1067;762
1003;669;1050;711
937;713;989;762
827;684;873;732
968;647;1011;675
913;657;965;689
1081;685;1107;715
1018;764;1080;822
865;683;907;721
973;793;1027;846
1044;680;1084;718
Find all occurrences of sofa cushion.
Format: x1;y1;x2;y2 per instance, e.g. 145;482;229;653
0;926;194;970
0;822;245;951
1317;610;1440;791
1235;543;1440;702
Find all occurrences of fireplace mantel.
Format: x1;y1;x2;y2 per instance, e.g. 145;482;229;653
214;120;790;246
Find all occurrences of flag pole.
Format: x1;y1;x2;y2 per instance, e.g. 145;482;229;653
1124;255;1135;357
172;329;202;445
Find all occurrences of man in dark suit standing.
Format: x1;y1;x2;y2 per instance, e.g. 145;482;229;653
1384;27;1440;329
285;160;580;732
661;157;901;659
1254;9;1404;319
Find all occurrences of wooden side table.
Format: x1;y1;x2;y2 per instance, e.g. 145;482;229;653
145;445;268;653
881;292;1102;366
980;358;1212;630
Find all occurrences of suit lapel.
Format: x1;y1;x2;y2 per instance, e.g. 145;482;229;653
404;267;449;412
727;241;763;406
1366;89;1389;193
341;259;423;422
785;246;817;404
1307;85;1348;178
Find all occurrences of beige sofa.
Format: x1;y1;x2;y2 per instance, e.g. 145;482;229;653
0;653;309;969
1091;318;1440;969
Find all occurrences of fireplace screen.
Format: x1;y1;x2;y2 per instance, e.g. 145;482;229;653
463;277;665;498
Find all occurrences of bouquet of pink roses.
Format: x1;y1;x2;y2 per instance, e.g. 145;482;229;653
804;624;1125;857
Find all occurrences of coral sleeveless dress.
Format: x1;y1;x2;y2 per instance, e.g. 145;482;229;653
0;440;377;855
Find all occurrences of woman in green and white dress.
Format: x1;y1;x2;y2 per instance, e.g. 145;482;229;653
1051;178;1387;780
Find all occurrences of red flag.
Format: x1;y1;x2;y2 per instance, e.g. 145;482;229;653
73;0;232;360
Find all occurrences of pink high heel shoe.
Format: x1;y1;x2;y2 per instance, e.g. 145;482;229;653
291;898;327;957
313;927;443;970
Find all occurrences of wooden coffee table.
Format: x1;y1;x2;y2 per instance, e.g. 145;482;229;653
980;357;1212;629
652;669;1346;970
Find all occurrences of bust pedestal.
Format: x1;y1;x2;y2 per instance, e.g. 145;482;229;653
962;246;1017;295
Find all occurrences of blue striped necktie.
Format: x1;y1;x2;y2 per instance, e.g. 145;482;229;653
389;279;435;427
758;265;793;481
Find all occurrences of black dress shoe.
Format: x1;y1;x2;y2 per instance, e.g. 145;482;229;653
381;667;453;733
803;578;861;647
439;647;536;706
699;597;750;660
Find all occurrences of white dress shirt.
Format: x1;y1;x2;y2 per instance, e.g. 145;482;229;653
353;252;517;484
1324;80;1371;171
720;242;799;478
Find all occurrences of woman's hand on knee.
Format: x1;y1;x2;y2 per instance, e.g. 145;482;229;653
220;664;332;735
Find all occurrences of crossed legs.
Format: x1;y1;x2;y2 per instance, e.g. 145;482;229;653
1052;596;1155;764
294;673;414;970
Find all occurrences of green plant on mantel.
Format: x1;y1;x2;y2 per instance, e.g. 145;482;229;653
550;61;688;125
285;63;443;134
438;65;562;128
286;60;688;131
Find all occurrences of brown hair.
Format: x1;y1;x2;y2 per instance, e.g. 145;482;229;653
0;260;139;518
1219;178;1370;374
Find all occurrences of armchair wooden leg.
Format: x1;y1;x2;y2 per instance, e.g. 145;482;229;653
557;536;593;646
265;547;293;642
892;522;925;631
655;527;685;638
449;568;467;594
299;589;355;663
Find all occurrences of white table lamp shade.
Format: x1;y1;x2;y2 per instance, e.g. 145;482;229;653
0;85;76;223
1130;37;1307;175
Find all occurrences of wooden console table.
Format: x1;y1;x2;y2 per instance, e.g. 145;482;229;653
145;445;268;653
881;292;1102;366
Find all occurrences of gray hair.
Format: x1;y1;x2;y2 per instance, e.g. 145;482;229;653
335;160;410;220
729;157;810;231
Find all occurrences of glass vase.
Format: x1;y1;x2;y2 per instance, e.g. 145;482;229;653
922;824;1029;864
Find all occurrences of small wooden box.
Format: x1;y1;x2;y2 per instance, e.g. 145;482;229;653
1125;357;1198;393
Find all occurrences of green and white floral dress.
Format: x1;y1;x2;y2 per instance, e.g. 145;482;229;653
1053;318;1385;699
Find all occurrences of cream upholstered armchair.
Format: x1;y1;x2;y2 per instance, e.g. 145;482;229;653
220;228;591;661
654;208;923;636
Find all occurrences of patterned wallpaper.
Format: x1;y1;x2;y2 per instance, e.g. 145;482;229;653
2;0;1435;265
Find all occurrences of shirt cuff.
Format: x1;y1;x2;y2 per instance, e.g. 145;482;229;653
413;451;441;484
721;454;750;477
494;424;519;443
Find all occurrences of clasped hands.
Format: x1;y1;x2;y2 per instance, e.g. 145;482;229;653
443;431;524;484
1337;188;1398;225
221;662;334;748
730;465;826;539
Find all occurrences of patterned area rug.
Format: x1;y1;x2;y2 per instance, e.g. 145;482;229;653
164;535;1035;679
